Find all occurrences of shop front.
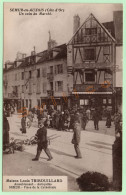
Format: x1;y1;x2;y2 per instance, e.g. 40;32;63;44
71;91;115;119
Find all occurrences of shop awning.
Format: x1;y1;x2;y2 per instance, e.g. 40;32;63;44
72;92;112;94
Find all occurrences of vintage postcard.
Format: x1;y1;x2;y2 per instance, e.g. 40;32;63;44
2;2;123;192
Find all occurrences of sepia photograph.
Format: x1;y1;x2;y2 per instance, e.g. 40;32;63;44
3;2;123;192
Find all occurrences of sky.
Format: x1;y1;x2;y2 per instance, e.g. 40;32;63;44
4;3;123;63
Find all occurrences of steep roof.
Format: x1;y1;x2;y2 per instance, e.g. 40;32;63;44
4;44;67;72
68;13;116;45
102;21;115;39
36;44;67;63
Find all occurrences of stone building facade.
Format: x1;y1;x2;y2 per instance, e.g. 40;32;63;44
67;12;122;115
3;43;68;112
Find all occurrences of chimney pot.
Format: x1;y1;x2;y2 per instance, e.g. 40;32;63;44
73;14;80;34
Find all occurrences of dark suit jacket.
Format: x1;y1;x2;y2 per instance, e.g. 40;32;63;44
3;116;10;145
72;123;81;144
36;126;48;148
21;117;26;129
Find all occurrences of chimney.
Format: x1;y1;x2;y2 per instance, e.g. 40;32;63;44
73;14;80;34
16;52;26;61
113;11;123;44
31;46;36;56
48;31;51;51
30;46;36;64
48;31;57;51
22;53;26;58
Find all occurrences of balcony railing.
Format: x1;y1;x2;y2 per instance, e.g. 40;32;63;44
73;62;112;70
73;84;113;93
47;73;54;81
8;92;19;98
47;90;54;97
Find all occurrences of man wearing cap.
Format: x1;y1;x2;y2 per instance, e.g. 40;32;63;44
32;119;53;161
21;115;26;134
92;108;100;130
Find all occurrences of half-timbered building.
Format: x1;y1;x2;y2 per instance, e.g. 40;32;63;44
67;13;116;115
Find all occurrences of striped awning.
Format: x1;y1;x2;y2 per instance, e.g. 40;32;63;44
72;92;112;94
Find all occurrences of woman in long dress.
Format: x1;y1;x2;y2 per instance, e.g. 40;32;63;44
21;116;26;133
3;114;10;150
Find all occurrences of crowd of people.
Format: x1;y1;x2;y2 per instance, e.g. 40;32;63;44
3;103;122;133
22;106;97;131
3;103;122;153
3;103;16;117
17;105;122;140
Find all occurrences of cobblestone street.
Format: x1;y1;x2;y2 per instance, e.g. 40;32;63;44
3;114;116;182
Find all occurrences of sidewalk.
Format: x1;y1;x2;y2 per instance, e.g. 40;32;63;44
3;150;79;191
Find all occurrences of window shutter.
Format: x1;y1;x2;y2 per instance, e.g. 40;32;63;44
55;65;57;74
55;81;57;91
43;82;47;93
61;81;63;91
61;64;63;73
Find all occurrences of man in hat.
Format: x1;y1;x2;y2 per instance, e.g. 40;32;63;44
71;111;82;159
32;118;53;161
92;108;100;130
21;115;26;134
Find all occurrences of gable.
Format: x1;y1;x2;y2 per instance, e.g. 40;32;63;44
68;13;115;45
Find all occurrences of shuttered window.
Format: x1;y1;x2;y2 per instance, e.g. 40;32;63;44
55;64;63;74
42;68;47;77
55;81;63;92
43;82;47;93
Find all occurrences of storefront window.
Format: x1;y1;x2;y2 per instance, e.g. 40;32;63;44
80;99;89;105
108;98;112;104
103;99;107;104
80;99;84;105
85;99;89;105
57;105;61;111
